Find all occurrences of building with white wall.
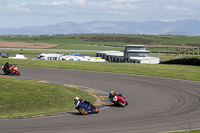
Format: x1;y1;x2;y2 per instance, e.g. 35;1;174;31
96;45;160;64
38;53;63;60
8;53;27;59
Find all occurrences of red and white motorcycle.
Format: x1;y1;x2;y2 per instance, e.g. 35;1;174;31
109;91;128;107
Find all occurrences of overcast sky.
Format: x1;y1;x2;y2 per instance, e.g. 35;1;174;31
0;0;200;28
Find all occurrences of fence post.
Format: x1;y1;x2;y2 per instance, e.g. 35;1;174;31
158;52;160;58
193;48;194;56
198;47;200;56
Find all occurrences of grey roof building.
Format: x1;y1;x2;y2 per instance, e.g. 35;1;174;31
96;45;160;64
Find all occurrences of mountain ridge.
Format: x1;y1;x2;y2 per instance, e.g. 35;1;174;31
0;19;200;35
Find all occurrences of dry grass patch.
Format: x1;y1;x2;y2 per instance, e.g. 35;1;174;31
0;41;58;48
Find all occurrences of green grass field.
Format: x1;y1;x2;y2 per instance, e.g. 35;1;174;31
2;34;200;46
1;35;200;53
53;44;123;50
0;76;95;118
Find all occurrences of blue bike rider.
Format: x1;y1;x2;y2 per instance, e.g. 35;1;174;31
74;96;92;107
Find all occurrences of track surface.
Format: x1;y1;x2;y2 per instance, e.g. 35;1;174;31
1;66;200;133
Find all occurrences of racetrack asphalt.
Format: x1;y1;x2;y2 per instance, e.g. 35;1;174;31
1;66;200;133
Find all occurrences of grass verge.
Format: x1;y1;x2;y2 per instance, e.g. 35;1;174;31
172;129;200;133
0;58;200;82
0;76;95;118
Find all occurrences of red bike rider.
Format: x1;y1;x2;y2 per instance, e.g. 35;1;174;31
4;62;11;71
109;90;128;107
109;90;122;99
2;62;20;76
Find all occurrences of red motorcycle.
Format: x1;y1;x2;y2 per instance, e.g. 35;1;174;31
2;64;20;76
109;93;128;107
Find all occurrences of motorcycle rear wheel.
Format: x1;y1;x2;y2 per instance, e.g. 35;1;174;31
16;71;20;76
92;107;99;114
118;100;126;107
79;107;88;115
3;71;9;75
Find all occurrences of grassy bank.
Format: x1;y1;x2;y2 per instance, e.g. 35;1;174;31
0;76;95;118
0;58;200;82
172;130;200;133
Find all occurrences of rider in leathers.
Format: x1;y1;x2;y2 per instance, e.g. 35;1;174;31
74;96;92;108
4;62;11;72
109;90;122;99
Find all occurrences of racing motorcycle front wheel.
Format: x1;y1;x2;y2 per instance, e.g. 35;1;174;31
79;107;88;115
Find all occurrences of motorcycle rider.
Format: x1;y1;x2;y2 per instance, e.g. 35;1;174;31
109;90;128;106
109;90;122;99
74;96;92;107
4;62;11;72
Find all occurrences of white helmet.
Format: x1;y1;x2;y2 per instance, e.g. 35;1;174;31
74;96;79;101
109;90;114;97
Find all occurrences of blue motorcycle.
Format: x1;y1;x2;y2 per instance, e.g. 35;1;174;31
75;101;99;115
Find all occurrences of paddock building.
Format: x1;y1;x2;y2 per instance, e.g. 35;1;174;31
96;45;160;64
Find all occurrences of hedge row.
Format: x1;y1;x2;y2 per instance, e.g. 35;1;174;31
161;58;200;66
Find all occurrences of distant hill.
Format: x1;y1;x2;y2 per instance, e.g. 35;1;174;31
0;19;200;35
